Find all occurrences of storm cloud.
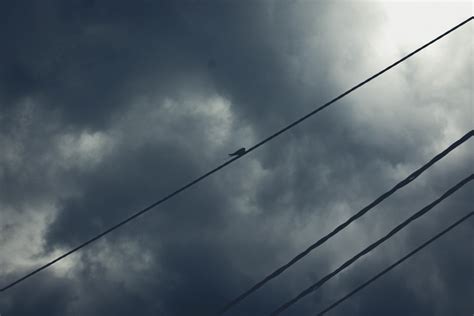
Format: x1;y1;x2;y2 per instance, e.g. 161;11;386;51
0;1;472;315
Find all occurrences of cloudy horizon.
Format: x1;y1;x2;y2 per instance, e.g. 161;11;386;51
0;1;472;315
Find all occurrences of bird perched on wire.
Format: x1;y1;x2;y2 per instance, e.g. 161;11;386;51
229;147;246;157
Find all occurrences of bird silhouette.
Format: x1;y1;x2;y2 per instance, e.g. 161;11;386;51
229;147;246;157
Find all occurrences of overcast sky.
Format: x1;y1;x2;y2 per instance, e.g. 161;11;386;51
0;1;472;315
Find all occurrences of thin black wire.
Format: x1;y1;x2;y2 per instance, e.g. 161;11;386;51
217;14;473;313
218;130;473;314
317;211;474;316
269;174;473;315
1;16;472;294
244;16;473;155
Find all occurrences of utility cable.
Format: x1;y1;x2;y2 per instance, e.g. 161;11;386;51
218;130;472;314
317;211;474;315
269;174;473;315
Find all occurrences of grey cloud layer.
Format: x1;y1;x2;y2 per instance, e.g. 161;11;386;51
0;1;472;316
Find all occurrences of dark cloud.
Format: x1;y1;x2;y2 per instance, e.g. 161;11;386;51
0;270;76;316
0;1;472;316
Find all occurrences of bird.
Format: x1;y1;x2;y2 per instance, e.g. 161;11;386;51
229;147;246;157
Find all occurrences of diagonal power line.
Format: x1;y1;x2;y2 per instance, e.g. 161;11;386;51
217;129;473;314
1;16;472;294
317;211;474;316
269;174;473;315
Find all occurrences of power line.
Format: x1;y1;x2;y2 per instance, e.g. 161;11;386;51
217;130;472;314
317;211;474;316
244;16;472;155
269;174;473;315
1;16;471;294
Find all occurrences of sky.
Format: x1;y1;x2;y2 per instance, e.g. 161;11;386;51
0;1;472;315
